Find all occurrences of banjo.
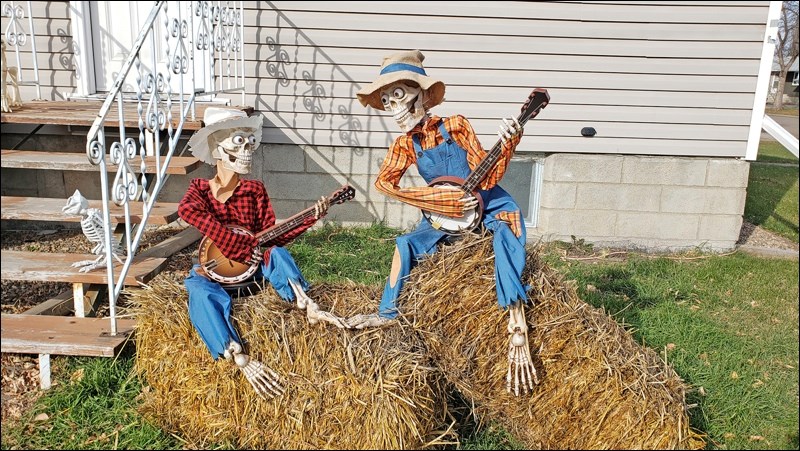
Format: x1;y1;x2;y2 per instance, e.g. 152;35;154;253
421;88;550;235
197;184;356;284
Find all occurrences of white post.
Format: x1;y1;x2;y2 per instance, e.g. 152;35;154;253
38;354;51;390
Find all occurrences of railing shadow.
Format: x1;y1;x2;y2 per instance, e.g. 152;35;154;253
251;2;420;230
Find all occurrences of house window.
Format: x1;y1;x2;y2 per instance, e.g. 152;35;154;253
793;72;799;86
502;154;544;228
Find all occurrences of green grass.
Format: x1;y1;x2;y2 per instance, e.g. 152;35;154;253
757;141;800;164
2;224;798;450
544;251;799;450
744;162;799;242
0;350;178;450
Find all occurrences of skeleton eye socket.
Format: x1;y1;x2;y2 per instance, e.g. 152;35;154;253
248;135;257;146
231;135;246;145
392;87;405;99
380;94;390;106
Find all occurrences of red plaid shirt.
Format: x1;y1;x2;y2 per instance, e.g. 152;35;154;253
178;178;316;264
375;115;521;217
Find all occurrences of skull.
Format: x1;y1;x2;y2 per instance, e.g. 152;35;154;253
211;127;259;174
380;82;427;133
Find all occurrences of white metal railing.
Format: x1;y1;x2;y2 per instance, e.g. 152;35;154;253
762;114;800;158
85;0;245;335
2;0;41;99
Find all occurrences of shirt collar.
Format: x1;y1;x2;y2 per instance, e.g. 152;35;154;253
409;115;442;136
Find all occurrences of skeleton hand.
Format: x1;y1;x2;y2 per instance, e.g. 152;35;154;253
224;342;285;399
506;303;539;396
345;313;394;330
437;185;478;213
245;246;263;266
313;196;330;219
498;117;523;144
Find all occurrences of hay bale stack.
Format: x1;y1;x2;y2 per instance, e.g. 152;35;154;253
400;233;704;450
130;280;448;450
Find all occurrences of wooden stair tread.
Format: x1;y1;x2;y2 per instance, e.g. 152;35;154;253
0;100;253;131
1;314;135;357
1;150;202;175
1;196;179;225
1;251;167;285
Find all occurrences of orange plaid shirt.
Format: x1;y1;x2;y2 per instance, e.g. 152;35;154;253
375;115;522;218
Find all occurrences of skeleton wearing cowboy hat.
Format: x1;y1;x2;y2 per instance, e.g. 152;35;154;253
345;50;539;396
178;107;346;399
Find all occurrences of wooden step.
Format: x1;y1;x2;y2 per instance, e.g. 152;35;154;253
0;100;253;131
1;196;180;225
1;251;167;285
1;150;202;175
1;314;135;357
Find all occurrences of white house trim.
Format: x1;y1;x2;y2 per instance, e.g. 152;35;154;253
745;0;782;161
68;1;96;97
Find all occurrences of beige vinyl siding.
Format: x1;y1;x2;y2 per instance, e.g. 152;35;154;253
0;1;76;100
231;1;770;158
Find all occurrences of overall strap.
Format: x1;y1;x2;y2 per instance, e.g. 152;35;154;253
438;120;453;143
411;133;424;153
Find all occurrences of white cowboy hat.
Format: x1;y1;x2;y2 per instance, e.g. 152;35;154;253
357;50;445;111
188;107;263;165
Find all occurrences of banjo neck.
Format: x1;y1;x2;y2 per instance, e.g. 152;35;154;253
255;208;316;247
460;88;549;194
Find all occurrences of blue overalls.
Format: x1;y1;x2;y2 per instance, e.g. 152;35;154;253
378;121;529;319
184;246;308;359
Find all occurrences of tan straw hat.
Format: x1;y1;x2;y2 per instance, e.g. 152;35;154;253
188;107;263;165
357;50;445;111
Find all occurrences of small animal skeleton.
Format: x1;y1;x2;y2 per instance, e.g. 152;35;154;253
62;189;125;272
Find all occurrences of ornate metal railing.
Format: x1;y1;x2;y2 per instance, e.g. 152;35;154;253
85;0;245;334
2;0;41;99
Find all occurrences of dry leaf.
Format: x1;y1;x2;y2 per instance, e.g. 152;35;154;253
698;386;706;396
730;371;739;379
752;379;764;388
585;284;597;292
33;413;49;422
723;433;736;439
666;343;676;351
749;435;764;442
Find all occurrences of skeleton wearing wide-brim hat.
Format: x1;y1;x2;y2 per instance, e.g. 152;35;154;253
179;107;346;399
349;50;539;397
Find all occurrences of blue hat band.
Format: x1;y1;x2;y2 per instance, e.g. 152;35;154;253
379;63;427;76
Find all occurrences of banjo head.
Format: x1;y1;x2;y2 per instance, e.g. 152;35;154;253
423;178;484;235
198;226;259;284
424;207;481;235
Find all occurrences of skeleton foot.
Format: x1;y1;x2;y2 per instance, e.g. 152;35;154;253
71;257;106;273
344;313;393;330
505;303;539;396
288;279;346;328
225;341;285;399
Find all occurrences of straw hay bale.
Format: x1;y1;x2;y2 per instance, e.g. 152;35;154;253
130;279;449;450
400;233;704;450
